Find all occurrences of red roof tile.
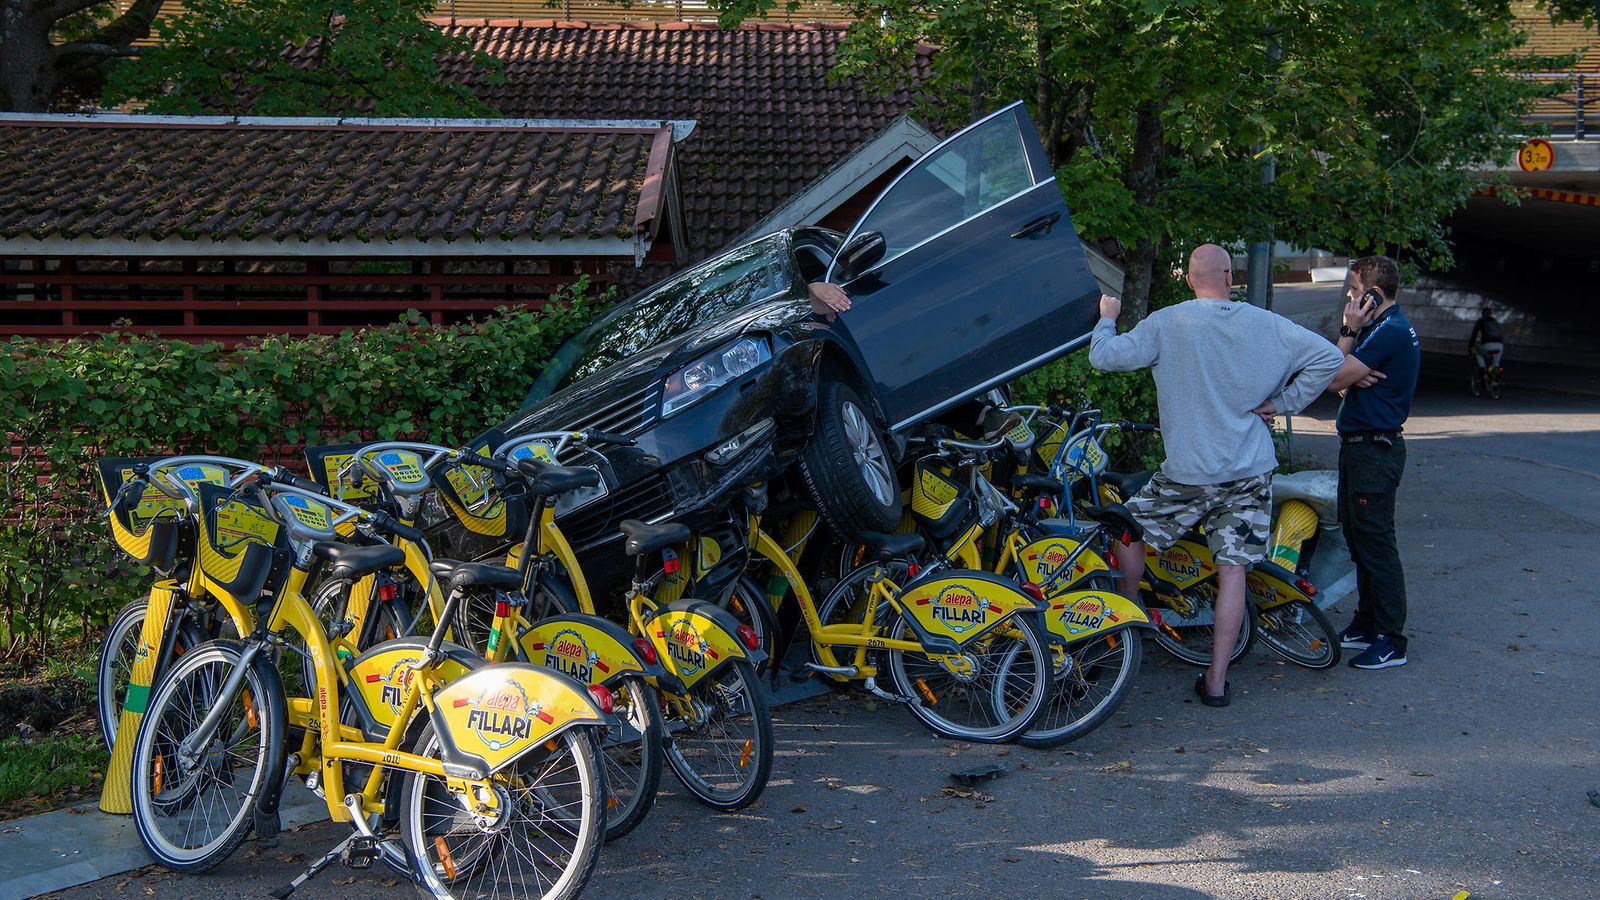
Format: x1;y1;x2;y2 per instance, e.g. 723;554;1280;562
0;117;674;250
438;22;934;263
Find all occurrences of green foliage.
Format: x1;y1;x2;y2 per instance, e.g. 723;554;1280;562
1012;353;1162;469
103;0;503;116
0;732;107;810
806;0;1582;319
0;284;600;664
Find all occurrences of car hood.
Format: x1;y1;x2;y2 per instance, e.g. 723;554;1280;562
496;294;808;437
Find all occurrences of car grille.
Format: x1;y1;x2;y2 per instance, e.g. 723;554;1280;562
557;470;676;549
562;385;660;437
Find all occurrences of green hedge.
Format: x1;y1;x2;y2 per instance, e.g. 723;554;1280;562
1012;352;1163;469
0;283;600;662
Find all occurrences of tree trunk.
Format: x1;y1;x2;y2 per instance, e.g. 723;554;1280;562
1120;98;1166;321
0;2;56;112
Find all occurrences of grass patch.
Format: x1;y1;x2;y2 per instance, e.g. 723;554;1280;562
0;730;107;817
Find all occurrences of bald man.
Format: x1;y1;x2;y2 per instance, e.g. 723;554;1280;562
1089;244;1343;706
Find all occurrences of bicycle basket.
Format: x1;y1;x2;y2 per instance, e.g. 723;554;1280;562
195;482;284;603
434;448;527;541
689;519;750;604
304;442;383;504
910;458;972;540
1052;431;1109;485
97;457;227;571
1030;418;1069;474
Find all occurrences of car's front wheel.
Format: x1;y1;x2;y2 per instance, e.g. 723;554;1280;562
800;380;902;537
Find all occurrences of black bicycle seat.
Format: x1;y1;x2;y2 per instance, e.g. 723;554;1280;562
1083;504;1145;541
312;541;406;581
1100;470;1154;498
428;559;521;592
857;531;926;560
515;459;601;497
1012;473;1063;494
619;520;691;558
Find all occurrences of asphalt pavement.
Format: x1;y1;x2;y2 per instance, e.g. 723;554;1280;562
39;377;1600;899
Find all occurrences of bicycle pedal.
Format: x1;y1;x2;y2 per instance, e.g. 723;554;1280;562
342;835;380;870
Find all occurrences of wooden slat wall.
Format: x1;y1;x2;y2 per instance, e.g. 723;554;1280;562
117;0;854;30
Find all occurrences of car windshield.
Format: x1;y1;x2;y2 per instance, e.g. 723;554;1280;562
528;235;793;401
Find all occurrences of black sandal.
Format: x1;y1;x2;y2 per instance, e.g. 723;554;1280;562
1194;674;1230;707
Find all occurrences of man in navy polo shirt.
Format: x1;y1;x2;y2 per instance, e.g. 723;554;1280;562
1323;255;1421;669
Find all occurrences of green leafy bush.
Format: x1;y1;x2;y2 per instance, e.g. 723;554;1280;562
0;284;599;664
1012;352;1162;470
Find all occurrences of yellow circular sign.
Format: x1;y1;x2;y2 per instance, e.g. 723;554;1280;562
1518;138;1555;172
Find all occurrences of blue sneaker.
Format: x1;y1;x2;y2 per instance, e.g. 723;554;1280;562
1349;635;1407;669
1339;624;1376;651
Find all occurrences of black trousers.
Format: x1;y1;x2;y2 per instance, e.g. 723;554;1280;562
1338;436;1409;654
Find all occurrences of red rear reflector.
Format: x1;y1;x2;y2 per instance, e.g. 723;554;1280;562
736;625;760;651
662;549;680;575
376;583;397;602
1294;577;1317;597
632;637;659;666
1107;553;1120;569
907;562;920;578
1020;582;1045;602
494;600;510;619
587;684;614;715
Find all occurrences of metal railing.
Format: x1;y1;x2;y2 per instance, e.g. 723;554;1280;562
1516;72;1590;139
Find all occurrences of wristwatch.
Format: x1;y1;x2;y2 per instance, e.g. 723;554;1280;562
1339;325;1359;338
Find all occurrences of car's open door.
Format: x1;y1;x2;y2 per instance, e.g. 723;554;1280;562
826;101;1100;431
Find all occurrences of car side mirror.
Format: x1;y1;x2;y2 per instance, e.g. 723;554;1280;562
832;232;886;283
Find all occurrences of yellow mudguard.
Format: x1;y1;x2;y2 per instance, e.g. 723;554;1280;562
1246;563;1314;611
645;600;760;691
1043;590;1150;644
432;664;608;776
896;570;1044;647
346;639;479;734
523;614;664;689
1015;536;1112;592
1146;539;1216;591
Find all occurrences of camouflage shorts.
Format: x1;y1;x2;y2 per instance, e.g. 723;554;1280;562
1123;470;1272;566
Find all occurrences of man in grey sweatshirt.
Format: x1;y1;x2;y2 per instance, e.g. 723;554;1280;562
1089;244;1343;706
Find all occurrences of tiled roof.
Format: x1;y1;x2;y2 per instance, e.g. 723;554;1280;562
0;116;676;250
1514;4;1598;70
440;21;934;263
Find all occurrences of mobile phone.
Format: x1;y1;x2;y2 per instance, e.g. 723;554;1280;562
1359;289;1381;313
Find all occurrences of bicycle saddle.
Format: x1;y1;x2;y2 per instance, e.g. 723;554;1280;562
515;459;601;497
1083;504;1145;541
311;541;406;581
1012;473;1063;494
1101;469;1154;499
619;520;691;558
428;559;521;592
857;531;927;560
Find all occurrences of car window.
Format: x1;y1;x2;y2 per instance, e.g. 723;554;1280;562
850;111;1034;264
539;235;790;395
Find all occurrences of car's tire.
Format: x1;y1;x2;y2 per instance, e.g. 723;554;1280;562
800;379;902;538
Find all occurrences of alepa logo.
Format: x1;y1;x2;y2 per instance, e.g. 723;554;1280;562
1246;573;1278;605
925;583;991;633
1058;595;1119;636
542;629;606;685
1157;546;1203;581
374;658;420;712
1035;542;1091;578
458;681;552;751
664;619;712;677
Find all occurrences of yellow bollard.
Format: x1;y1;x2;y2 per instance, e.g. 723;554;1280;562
1269;500;1320;571
99;581;180;814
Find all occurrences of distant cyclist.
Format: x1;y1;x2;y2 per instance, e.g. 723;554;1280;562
1468;306;1504;373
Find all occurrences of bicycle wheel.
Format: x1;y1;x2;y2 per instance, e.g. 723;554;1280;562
886;612;1053;743
130;640;285;873
810;560;909;686
404;722;605;900
1146;584;1254;667
1016;628;1143;748
453;574;578;659
1470;367;1483;397
600;675;663;840
1487;370;1502;400
1254;599;1340;669
662;659;773;811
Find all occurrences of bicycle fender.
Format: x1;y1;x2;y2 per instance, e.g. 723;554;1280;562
1042;589;1151;645
644;599;764;691
895;569;1047;648
240;643;288;838
1145;539;1215;591
1015;535;1111;592
346;638;482;735
430;663;610;778
1246;562;1312;611
523;614;668;689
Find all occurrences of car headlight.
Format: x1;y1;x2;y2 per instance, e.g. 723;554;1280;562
661;337;773;417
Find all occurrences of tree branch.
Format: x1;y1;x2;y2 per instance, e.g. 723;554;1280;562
54;41;139;59
36;0;109;22
77;0;166;49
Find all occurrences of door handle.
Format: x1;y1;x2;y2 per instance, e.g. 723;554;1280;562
1011;211;1061;239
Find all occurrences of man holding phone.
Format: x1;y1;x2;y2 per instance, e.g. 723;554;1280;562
1324;255;1421;669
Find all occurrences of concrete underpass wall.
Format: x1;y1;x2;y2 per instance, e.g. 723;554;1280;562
1409;233;1600;369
